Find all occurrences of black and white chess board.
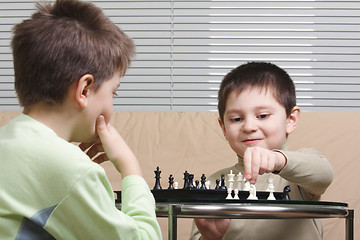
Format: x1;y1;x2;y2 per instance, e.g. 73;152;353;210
114;167;291;203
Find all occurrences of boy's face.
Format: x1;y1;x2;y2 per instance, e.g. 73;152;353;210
80;72;120;142
219;87;297;157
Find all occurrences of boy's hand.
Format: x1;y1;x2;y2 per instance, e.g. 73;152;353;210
195;218;231;240
79;115;142;177
243;146;286;184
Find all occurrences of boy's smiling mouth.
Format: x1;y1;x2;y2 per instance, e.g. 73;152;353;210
242;138;262;144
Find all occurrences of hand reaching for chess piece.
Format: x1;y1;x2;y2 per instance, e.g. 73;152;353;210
243;146;287;184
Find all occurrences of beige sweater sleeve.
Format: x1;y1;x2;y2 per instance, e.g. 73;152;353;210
278;148;333;196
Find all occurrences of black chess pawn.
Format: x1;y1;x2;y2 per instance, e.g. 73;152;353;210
188;174;195;189
220;174;227;191
200;174;207;190
153;166;162;190
183;171;189;189
215;179;220;189
282;185;291;200
195;180;199;189
168;174;174;190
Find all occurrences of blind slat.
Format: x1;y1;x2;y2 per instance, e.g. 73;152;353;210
0;0;359;111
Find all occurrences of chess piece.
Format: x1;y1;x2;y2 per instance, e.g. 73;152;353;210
233;188;240;199
153;166;162;190
227;170;235;190
168;174;174;190
282;185;291;200
266;177;276;200
205;181;211;190
247;184;258;200
188;174;195;189
266;177;274;191
183;171;189;189
226;188;233;199
236;172;243;190
220;174;227;191
200;174;207;189
215;179;220;189
267;189;276;200
195;180;199;189
174;182;179;189
225;170;235;199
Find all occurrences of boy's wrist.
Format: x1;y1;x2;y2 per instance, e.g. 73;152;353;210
272;149;287;173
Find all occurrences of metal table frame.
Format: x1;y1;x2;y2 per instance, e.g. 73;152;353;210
154;202;353;240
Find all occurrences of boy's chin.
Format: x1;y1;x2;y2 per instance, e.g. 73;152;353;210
79;132;98;144
87;133;98;143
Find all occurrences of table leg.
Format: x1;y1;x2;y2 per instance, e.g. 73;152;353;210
168;204;178;240
346;209;354;240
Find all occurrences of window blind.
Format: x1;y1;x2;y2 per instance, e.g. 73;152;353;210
0;0;359;111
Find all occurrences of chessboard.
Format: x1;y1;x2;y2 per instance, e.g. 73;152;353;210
114;167;290;204
114;188;287;204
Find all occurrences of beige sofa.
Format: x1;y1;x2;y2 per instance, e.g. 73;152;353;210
0;111;358;240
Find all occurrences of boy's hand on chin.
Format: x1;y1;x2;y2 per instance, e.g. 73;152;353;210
91;115;142;177
243;146;286;184
78;115;121;165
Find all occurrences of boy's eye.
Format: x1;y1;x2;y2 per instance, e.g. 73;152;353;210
257;114;270;119
230;117;243;122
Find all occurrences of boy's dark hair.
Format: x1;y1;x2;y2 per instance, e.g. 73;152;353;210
12;0;135;107
218;62;296;123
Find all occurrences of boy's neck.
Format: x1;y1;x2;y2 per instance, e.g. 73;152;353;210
23;102;77;142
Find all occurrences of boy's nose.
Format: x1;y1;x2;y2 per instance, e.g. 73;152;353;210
242;118;258;132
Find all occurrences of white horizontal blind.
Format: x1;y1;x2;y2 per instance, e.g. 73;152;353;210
0;0;359;111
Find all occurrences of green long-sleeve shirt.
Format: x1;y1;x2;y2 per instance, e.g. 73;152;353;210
0;114;162;239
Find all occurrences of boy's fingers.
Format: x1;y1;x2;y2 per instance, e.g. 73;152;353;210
243;150;252;180
96;115;109;137
251;151;260;183
267;154;276;173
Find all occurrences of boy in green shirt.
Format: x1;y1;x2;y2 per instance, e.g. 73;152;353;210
0;0;161;239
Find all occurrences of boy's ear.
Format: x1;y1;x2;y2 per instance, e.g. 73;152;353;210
75;74;95;109
218;117;228;140
286;106;300;135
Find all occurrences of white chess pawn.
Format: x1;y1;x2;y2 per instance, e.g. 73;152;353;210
267;188;276;200
233;188;240;199
266;177;274;192
247;184;258;200
226;188;233;199
174;182;178;189
267;182;276;200
205;180;211;189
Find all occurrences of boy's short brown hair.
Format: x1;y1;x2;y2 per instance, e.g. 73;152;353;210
12;0;135;107
218;62;296;123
